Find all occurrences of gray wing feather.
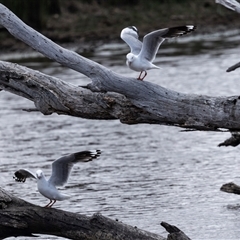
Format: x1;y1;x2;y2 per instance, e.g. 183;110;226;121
14;169;36;182
121;34;142;55
139;26;195;62
138;28;172;62
48;150;101;187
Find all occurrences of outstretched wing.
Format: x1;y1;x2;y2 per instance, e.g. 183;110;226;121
139;25;196;62
13;169;36;182
48;150;101;187
120;26;142;55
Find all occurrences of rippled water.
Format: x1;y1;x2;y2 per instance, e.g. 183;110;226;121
2;30;240;239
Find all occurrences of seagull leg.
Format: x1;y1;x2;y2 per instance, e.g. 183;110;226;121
48;199;56;208
137;71;143;80
137;71;147;80
44;200;53;208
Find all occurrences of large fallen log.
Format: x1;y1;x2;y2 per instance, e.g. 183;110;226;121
0;188;192;240
0;4;240;145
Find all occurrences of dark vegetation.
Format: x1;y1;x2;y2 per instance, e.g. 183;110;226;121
0;0;240;52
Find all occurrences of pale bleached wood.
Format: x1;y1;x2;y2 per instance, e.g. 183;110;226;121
1;4;240;133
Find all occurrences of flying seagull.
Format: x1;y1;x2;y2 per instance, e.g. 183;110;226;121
120;25;196;80
13;150;101;208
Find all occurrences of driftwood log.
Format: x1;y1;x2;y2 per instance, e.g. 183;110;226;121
0;188;192;240
0;4;240;145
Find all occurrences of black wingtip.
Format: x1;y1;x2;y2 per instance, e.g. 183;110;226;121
73;149;102;163
177;25;196;33
91;149;102;159
164;25;196;38
96;149;101;156
13;170;26;182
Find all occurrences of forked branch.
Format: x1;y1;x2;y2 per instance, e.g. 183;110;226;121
0;5;240;137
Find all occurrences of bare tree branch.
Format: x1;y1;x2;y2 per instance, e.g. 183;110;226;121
220;182;240;194
227;61;240;72
0;3;240;142
216;0;240;72
161;222;191;240
218;132;240;146
2;60;240;132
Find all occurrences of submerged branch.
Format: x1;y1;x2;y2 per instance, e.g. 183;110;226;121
227;61;240;72
161;222;191;240
218;132;240;147
220;182;240;195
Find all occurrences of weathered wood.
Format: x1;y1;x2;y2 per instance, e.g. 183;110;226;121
227;61;240;72
0;188;168;240
0;61;155;123
161;222;191;240
220;182;240;194
0;188;192;240
0;3;240;135
218;132;240;147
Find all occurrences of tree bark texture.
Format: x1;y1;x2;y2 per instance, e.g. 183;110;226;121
0;188;193;240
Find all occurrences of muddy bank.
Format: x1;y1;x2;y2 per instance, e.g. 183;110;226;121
0;0;239;53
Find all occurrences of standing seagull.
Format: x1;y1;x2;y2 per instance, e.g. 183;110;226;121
13;150;101;208
120;25;196;80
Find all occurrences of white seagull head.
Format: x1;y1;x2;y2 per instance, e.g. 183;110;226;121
36;169;43;179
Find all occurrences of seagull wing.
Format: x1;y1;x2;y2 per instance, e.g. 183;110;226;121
139;26;196;62
48;150;101;187
121;31;142;55
14;169;36;182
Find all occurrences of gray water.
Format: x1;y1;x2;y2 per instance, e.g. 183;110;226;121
1;30;240;239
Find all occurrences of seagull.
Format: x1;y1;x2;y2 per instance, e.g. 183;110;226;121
120;25;196;80
13;150;101;208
